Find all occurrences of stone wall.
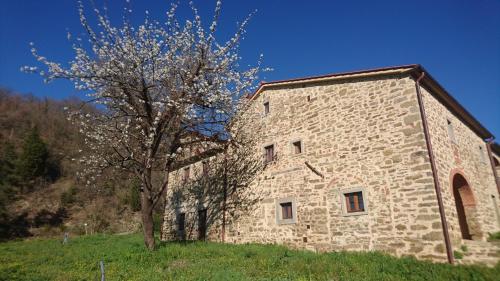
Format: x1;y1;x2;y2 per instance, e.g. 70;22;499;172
419;84;500;261
161;70;499;265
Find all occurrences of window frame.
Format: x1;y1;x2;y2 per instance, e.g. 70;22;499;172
280;202;293;219
263;144;276;164
275;197;297;224
292;140;303;155
202;161;209;175
182;166;190;183
263;101;270;115
340;188;368;216
177;212;186;240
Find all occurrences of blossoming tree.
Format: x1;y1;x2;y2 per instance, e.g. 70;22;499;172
24;0;263;250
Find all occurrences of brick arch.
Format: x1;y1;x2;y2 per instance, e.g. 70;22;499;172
449;170;476;207
449;169;478;240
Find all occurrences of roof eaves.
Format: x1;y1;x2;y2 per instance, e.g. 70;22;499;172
249;64;419;100
409;65;494;139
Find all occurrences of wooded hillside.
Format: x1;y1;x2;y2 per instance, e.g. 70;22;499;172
0;88;154;241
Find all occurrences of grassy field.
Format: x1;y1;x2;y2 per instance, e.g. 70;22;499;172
0;234;498;281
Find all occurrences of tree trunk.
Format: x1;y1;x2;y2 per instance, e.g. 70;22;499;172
141;187;155;250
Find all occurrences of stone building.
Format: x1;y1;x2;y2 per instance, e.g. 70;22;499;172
161;64;500;265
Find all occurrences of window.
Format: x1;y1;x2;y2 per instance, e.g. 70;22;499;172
198;209;207;240
275;197;296;224
202;161;209;175
281;202;293;219
264;101;270;115
345;192;364;213
340;188;368;216
447;119;456;144
264;144;275;163
183;167;190;182
292;141;302;154
177;213;186;239
479;146;487;163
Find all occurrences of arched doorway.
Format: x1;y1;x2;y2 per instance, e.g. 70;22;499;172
452;173;476;240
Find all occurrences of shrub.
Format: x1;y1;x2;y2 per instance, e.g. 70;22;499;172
153;213;163;233
454;250;464;260
60;186;77;206
487;232;500;241
16;127;49;185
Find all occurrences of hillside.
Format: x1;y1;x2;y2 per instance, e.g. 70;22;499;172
0;88;147;240
0;233;498;281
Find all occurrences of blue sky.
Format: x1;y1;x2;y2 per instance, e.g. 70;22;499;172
1;0;499;136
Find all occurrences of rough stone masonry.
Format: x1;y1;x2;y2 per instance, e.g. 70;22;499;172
162;65;500;266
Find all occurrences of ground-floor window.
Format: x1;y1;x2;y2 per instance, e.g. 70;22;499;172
340;188;368;216
275;197;297;224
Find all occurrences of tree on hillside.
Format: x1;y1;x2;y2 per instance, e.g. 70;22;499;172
0;142;18;225
16;127;49;190
0;142;18;187
24;1;264;249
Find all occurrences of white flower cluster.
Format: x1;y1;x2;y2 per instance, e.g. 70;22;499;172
25;1;266;186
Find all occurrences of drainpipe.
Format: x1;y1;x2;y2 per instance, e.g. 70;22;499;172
414;72;454;264
485;138;500;195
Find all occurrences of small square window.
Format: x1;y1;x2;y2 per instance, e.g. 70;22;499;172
276;197;296;224
264;101;270;115
340;188;368;216
280;202;293;219
293;141;302;154
264;144;275;163
345;192;364;213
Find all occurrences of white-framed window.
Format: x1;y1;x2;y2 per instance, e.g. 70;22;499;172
447;119;457;144
340;188;369;216
275;197;297;224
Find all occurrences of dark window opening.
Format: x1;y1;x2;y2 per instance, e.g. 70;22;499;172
183;167;190;182
293;141;302;154
177;213;186;240
280;202;293;219
202;161;209;175
264;101;270;115
198;209;207;240
264;145;275;163
307;96;311;102
345;192;365;213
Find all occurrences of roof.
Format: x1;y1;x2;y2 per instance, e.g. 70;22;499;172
249;64;494;140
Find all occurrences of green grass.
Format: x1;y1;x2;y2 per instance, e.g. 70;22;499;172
0;234;498;281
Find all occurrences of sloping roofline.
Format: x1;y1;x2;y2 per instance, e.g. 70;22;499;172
249;64;494;140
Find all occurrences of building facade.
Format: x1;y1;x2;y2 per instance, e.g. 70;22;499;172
161;65;500;265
